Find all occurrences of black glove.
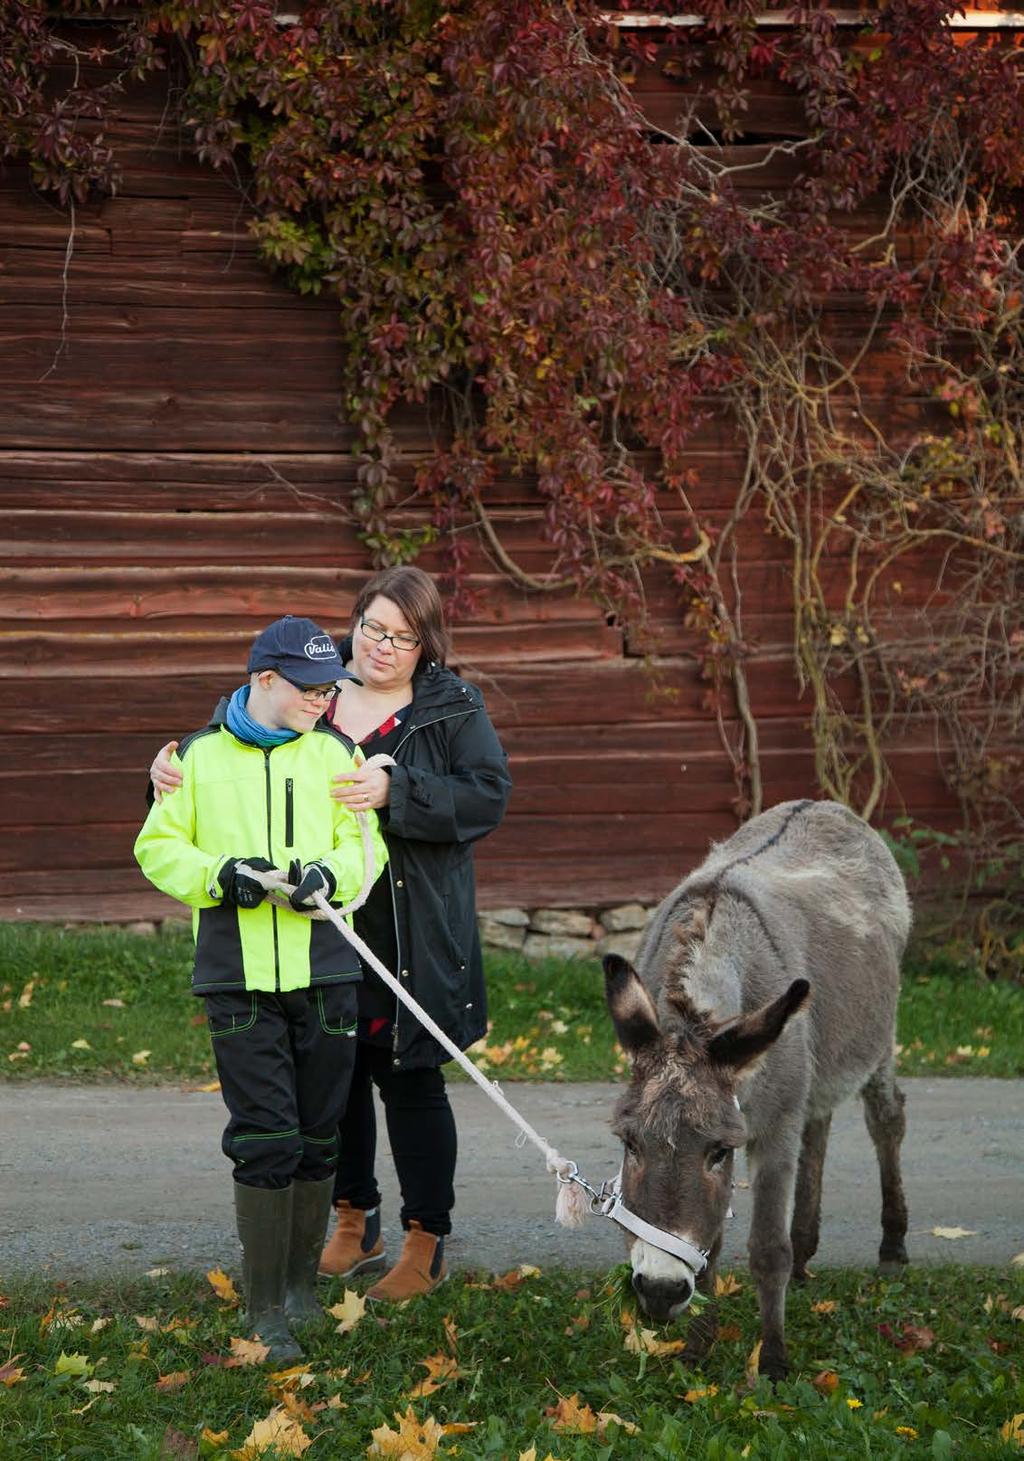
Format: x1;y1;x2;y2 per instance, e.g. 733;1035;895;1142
287;859;337;910
218;857;277;909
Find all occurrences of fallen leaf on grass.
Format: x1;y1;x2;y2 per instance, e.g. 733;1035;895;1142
813;1371;840;1394
81;1379;117;1394
620;1308;686;1356
931;1226;976;1240
546;1393;638;1435
49;1310;83;1332
368;1406;476;1456
0;1359;25;1387
811;1300;839;1314
718;1324;743;1342
471;1265;542;1292
683;1385;719;1403
102;998;126;1008
207;1268;239;1304
145;1267;171;1278
407;1351;459;1397
54;1352;92;1377
71;1039;92;1051
268;1363;316;1391
745;1340;762;1387
233;1406;311;1458
1011;1252;1024;1267
715;1273;742;1297
132;1050;152;1066
1001;1414;1024;1448
135;1316;161;1333
878;1322;936;1354
278;1391;318;1425
90;1317;111;1334
18;981;34;1008
190;1080;221;1093
155;1370;191;1393
328;1289;366;1334
229;1336;271;1367
201;1430;230;1447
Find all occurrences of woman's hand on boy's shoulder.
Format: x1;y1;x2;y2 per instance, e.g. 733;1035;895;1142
151;741;181;803
331;762;391;813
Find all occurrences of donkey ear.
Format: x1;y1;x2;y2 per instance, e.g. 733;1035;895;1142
706;978;810;1073
603;954;660;1056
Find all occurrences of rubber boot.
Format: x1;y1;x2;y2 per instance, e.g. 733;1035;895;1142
234;1181;302;1362
318;1201;386;1280
285;1176;335;1323
366;1220;447;1303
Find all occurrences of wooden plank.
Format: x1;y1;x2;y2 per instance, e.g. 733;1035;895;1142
0;621;622;676
0;567;602;628
0;389;430;450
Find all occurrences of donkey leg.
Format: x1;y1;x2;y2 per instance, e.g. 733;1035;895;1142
860;1061;909;1272
790;1112;832;1284
747;1136;800;1382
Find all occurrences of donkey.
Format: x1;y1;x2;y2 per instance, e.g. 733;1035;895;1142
603;798;911;1380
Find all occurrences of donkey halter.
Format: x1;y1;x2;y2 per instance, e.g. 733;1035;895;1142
557;1164;725;1275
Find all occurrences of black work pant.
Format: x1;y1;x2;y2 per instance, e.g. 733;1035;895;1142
332;1041;456;1236
205;983;358;1190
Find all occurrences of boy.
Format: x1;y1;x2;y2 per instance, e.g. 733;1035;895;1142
135;615;387;1361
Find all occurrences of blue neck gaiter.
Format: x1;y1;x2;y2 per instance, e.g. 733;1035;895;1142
225;684;300;749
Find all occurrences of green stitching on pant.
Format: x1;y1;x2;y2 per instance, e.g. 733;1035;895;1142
234;1128;300;1143
302;1134;338;1145
316;987;357;1036
209;994;259;1036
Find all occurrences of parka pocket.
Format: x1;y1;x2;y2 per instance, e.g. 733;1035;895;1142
205;992;259;1037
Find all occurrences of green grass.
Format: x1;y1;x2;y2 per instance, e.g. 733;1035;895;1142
1;1264;1021;1459
1;924;1022;1085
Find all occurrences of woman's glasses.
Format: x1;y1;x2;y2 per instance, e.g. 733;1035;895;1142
360;618;420;652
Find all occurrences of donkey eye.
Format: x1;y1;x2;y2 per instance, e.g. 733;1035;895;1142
707;1146;732;1171
622;1136;642;1162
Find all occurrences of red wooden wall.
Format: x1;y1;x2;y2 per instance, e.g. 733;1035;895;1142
0;19;1006;922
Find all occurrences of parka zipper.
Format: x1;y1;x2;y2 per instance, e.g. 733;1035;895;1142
284;778;294;846
387;703;480;1067
264;749;280;992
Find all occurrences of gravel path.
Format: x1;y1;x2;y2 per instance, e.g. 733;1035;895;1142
1;1078;1021;1279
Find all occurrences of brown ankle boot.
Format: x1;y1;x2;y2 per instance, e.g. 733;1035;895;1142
317;1202;385;1279
365;1221;447;1302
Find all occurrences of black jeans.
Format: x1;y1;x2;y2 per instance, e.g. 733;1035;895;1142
333;1041;456;1236
205;984;358;1190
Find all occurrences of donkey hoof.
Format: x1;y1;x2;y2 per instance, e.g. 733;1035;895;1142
878;1241;909;1274
758;1343;789;1383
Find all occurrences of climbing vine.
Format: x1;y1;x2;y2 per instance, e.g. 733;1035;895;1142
2;0;1022;949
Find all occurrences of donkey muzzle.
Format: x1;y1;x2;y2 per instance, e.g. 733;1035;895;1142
632;1263;696;1322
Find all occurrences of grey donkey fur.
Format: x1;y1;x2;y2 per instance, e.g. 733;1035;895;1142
603;799;911;1381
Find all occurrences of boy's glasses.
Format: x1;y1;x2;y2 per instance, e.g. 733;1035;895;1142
360;618;420;652
281;678;338;704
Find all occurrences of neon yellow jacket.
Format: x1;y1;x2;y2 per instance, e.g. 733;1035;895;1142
134;713;387;994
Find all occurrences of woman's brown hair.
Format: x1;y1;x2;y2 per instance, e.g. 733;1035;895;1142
350;565;449;666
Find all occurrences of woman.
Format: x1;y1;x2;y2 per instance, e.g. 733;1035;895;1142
150;567;512;1301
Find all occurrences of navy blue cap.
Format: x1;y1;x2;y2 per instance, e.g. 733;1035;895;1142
247;616;355;687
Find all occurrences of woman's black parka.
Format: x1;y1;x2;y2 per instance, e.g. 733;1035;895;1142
344;644;512;1070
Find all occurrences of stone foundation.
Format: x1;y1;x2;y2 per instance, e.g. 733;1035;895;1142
478;902;653;962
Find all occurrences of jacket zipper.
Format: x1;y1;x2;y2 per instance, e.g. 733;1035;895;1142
285;778;294;846
264;749;280;992
387;705;479;1067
